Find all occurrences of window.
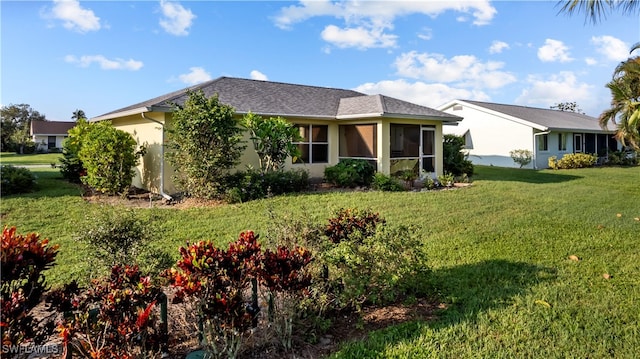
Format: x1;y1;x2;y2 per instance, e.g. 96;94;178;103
538;134;548;151
293;124;328;164
390;124;420;157
339;124;377;158
558;133;567;151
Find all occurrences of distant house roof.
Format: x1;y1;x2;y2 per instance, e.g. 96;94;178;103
30;121;75;136
445;100;612;133
93;77;461;122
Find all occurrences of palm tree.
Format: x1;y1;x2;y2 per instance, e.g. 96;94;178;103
557;0;639;23
71;109;86;121
599;43;640;150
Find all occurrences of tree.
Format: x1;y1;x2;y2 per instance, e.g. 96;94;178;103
166;90;246;199
550;101;585;114
443;134;474;176
242;112;301;173
71;109;86;122
599;43;640;150
78;121;145;195
0;104;46;153
556;0;639;23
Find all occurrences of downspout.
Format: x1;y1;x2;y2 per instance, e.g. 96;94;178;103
141;112;173;201
532;131;550;170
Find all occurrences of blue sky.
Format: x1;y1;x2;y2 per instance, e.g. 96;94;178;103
1;1;638;121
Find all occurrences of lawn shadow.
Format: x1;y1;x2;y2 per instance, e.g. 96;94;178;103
474;166;582;184
333;259;557;357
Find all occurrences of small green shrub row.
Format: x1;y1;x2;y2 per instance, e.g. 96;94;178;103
549;153;597;169
0;165;37;196
371;173;404;191
606;150;639;166
225;168;309;203
324;159;375;188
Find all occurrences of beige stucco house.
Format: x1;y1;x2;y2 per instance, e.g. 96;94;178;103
92;77;461;196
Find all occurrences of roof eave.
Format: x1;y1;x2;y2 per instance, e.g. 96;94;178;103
91;107;152;122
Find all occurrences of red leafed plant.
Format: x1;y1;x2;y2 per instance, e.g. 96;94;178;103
1;226;59;347
50;265;163;359
261;246;313;293
324;208;385;243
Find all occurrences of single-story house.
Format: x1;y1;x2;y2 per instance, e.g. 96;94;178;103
30;121;76;152
92;77;461;196
437;100;620;169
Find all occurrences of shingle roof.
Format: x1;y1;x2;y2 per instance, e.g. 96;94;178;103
463;100;611;132
94;77;460;122
30;121;75;135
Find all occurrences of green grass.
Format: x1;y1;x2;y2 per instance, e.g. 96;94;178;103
1;165;639;357
0;152;63;165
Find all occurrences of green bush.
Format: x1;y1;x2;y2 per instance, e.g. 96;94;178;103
437;172;455;187
443;134;474;176
59;119;88;183
549;153;597;169
371;172;404;192
0;165;37;195
510;149;533;168
224;168;309;203
606;150;639;166
324;159;375;187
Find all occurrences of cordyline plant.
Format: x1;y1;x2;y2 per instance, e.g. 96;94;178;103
324;208;385;244
1;226;59;348
50;265;163;359
163;231;314;357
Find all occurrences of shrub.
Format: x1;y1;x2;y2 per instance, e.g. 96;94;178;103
163;231;313;357
606;150;639;166
242;112;302;173
320;211;430;309
1;226;59;347
75;206;151;271
324;159;375;188
0;165;37;196
52;265;163;358
443;134;474;176
224;168;309;203
438;172;455;187
549;153;597;169
371;172;404;192
59;119;89;183
510;149;533;168
167;90;246;199
78;121;145;195
324;208;385;244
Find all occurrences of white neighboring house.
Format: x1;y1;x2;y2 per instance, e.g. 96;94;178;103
30;121;76;152
438;100;620;169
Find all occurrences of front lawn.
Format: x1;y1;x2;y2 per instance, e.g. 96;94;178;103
1;165;638;357
0;152;62;166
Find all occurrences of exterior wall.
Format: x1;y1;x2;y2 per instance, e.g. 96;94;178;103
442;105;535;168
32;135;67;152
112;112;446;194
110;113;169;193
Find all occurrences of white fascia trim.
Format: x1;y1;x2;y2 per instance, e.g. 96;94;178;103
336;113;384;120
440;100;548;131
90;107;151;122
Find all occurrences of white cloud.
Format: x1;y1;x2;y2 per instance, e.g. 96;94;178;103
353;79;490;109
250;70;268;81
515;72;594;109
537;39;573;63
489;41;509;54
585;57;598;65
50;0;101;33
321;25;397;49
65;55;143;70
394;51;516;90
417;28;433;41
159;0;195;36
591;35;629;62
178;67;211;85
273;1;496;49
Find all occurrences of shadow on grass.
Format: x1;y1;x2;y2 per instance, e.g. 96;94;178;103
474;166;582;184
7;169;83;199
332;259;557;357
